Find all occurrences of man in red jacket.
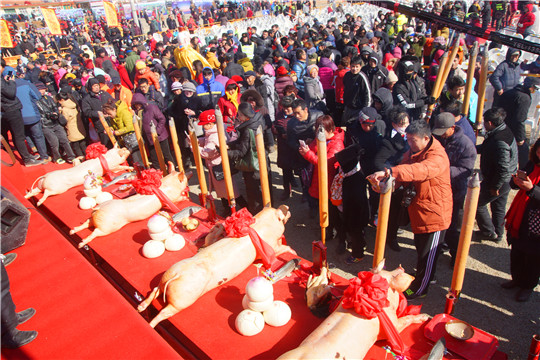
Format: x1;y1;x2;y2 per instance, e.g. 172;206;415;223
368;120;452;299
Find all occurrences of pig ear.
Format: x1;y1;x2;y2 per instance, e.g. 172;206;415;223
167;161;176;174
113;142;119;149
277;205;290;221
373;259;385;274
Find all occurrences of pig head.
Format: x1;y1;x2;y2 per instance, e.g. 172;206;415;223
137;205;295;328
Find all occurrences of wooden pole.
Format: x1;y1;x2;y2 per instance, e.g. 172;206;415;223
215;107;236;212
98;111;117;146
475;47;489;137
372;175;394;268
255;125;271;207
150;122;168;175
168;118;184;173
132;114;149;168
426;53;448;120
449;172;481;298
462;41;479;117
188;119;208;207
436;35;462;97
317;125;329;244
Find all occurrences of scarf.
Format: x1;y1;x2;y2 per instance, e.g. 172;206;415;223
226;88;240;111
505;164;540;238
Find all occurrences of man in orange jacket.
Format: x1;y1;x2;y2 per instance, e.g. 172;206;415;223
369;120;452;299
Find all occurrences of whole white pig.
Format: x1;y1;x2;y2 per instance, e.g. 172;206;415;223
25;146;131;206
70;163;188;248
137;205;295;328
278;260;429;360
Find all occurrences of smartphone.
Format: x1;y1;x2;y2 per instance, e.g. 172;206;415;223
517;170;527;180
299;140;306;147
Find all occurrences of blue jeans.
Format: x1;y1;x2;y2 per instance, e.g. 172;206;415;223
24;121;48;159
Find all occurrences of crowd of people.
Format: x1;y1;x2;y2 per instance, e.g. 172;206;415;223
2;1;540;347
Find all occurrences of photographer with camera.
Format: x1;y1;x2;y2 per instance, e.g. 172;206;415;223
368;120;452;299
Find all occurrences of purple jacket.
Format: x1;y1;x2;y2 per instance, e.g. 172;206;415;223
318;57;337;71
275;75;294;98
215;74;229;88
132;93;169;143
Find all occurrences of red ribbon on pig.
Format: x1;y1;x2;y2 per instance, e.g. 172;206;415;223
85;143;114;181
341;272;406;355
132;169;181;213
223;208;276;269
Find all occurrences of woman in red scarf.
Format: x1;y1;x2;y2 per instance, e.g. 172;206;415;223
504;138;540;302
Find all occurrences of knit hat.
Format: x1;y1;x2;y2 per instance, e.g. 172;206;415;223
182;82;196;92
277;66;288;76
245;70;256;78
35;81;47;90
238;102;255;118
358;107;380;123
198;110;216;126
171;81;183;91
136;61;146;70
434;36;446;46
306;64;319;75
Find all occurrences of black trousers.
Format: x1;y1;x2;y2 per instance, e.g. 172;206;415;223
510;244;540;290
148;139;175;170
242;169;273;214
1;263;18;343
476;182;511;237
70;139;87;158
446;196;465;259
409;230;447;296
42;124;76;161
2;109;33;163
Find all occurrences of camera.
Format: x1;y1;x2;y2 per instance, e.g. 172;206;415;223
401;185;417;208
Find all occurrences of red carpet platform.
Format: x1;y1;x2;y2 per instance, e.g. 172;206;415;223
0;177;181;360
1;155;507;359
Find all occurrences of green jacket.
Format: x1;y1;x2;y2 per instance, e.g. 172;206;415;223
112;100;134;136
125;52;140;77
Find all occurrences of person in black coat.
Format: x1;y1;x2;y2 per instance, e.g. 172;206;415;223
81;78;113;147
228;103;271;213
24;62;41;84
342;55;372;126
223;53;245;78
393;56;434;121
499;77;540;169
432;112;477;263
373;106;410;251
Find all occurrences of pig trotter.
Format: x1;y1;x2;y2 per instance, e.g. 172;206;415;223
70;219;91;235
24;187;42;199
149;304;179;328
138;287;160;312
77;228;105;248
36;189;52;207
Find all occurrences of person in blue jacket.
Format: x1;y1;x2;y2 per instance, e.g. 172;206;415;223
196;67;225;111
15;75;49;161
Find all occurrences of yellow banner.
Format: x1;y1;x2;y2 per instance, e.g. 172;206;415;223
41;7;62;35
103;1;119;28
0;20;14;48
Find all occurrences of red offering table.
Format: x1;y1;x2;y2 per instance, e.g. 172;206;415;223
0;179;181;360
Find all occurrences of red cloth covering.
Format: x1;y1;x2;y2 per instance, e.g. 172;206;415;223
132;169;181;213
505;164;540;238
223;208;276;268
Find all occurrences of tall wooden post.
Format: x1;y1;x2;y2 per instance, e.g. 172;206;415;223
372;175;394;268
215;107;236;212
255;125;271;207
475;47;489;136
462;42;479;117
188;119;208;207
168;119;184;173
150;122;167;175
132;114;149;168
317;125;329;244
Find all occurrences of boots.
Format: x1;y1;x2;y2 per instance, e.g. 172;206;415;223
2;329;38;349
17;308;36;325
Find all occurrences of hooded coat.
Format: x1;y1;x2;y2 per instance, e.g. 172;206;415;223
196;67;225;111
286;108;323;169
372;87;393;121
218;79;242;126
81;78;114;133
361;53;389;94
489;48;523;93
132;93;169;143
275;75;295;98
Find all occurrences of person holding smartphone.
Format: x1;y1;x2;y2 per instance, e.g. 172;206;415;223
504;138;540;302
1;66;45;167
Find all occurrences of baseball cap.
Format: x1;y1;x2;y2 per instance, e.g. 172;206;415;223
198;110;216;126
432;112;456;136
524;76;540;89
245;70;256;78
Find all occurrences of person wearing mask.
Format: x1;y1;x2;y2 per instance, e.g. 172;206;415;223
499;77;540;168
393;57;434;122
342;55;372;126
504;138;540;302
489;48;522;107
475;107;518;243
35;82;76;164
1;66;45;166
81;77;114;147
368;120;452;299
196;67;225;111
431;112;477;265
132;93;175;170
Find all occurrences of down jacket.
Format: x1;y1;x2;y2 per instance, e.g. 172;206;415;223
489;48;523;93
132;93;169;144
391;137;453;234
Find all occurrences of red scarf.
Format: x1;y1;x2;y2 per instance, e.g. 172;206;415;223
505;165;540;238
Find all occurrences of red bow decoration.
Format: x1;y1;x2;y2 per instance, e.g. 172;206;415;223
85;143;108;159
342;272;390;319
132;169;180;213
223;208;276;269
